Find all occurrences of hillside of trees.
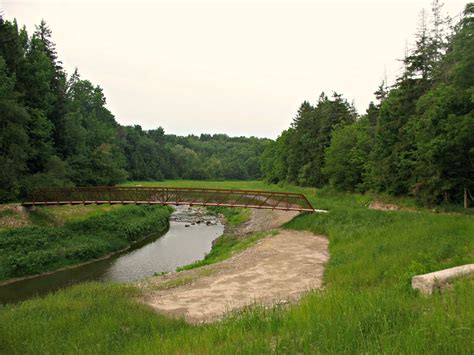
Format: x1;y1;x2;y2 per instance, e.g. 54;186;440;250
0;15;269;202
261;2;474;206
1;2;472;206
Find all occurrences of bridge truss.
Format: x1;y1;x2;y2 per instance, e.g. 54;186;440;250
22;186;315;212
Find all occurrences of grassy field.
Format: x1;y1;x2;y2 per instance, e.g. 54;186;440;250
26;204;122;227
0;205;170;281
0;204;123;231
0;181;473;354
123;179;474;214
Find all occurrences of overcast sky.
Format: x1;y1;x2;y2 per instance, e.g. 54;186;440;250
1;0;467;138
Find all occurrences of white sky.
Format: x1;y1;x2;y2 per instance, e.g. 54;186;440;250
1;0;467;138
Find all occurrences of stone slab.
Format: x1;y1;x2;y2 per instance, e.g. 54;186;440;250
412;264;474;295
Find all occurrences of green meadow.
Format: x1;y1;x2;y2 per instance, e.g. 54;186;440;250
0;181;473;354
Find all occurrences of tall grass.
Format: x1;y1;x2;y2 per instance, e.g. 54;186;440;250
0;181;473;354
0;283;187;354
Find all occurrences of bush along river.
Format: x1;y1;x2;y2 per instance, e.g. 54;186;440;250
0;206;224;304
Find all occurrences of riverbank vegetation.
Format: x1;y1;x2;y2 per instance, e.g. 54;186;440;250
26;204;119;227
207;206;251;227
177;230;276;272
0;204;121;231
0;205;170;281
177;203;255;270
1;181;472;353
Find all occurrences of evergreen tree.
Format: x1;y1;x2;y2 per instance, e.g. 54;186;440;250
0;57;29;201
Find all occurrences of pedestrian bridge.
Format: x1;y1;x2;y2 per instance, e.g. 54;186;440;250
22;186;316;212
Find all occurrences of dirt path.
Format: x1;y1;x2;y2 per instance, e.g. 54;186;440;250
141;210;328;323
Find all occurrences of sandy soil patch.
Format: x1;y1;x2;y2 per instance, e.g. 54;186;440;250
368;201;400;211
233;208;300;236
141;229;329;323
0;204;30;230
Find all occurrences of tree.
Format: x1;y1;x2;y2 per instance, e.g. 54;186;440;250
260;129;293;183
0;57;29;201
323;118;371;192
286;93;357;186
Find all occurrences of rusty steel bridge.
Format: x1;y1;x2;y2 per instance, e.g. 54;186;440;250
22;186;316;212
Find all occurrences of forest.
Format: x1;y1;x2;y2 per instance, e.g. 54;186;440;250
1;2;473;206
0;16;269;202
262;2;474;205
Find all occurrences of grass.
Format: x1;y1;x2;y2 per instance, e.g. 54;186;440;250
207;205;251;226
26;204;121;227
0;205;170;281
1;181;473;354
177;203;266;271
0;207;29;231
0;283;187;354
123;179;474;215
0;204;122;231
154;276;196;290
0;209;15;218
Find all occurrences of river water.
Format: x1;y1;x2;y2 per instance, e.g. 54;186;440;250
0;207;224;304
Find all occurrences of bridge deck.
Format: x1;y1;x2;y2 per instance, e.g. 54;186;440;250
22;186;315;212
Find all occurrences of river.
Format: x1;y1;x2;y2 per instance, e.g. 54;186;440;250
0;206;224;304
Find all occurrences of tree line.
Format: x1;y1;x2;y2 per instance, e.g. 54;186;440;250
261;2;474;206
0;15;269;202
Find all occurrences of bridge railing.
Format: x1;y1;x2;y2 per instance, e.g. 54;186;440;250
23;186;315;212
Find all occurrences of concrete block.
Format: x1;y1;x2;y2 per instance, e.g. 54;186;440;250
412;264;474;295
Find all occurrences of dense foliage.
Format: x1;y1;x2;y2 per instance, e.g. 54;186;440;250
261;2;474;205
119;128;269;182
261;94;357;186
0;205;170;280
0;16;269;202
